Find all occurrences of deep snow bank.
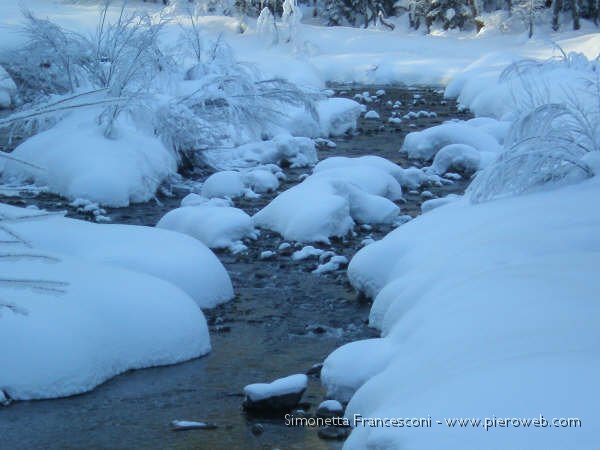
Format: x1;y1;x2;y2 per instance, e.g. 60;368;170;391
323;177;600;449
1;114;177;207
0;203;226;401
0;251;210;400
1;203;233;308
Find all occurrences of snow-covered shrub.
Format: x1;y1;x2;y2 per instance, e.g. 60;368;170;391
257;7;280;45
155;28;321;160
282;0;302;43
1;4;321;189
468;56;600;203
0;2;171;151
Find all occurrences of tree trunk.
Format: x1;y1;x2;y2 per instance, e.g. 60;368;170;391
572;0;581;29
552;0;562;30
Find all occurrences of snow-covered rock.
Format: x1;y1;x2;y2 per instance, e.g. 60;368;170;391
254;158;403;243
316;97;362;136
313;255;348;274
292;245;325;260
156;204;257;252
243;374;308;412
428;143;487;175
1;203;233;308
203;134;317;170
316;399;344;418
1;114;177;207
201;171;246;199
253;178;354;244
242;167;280;193
402;121;502;161
363;110;380;119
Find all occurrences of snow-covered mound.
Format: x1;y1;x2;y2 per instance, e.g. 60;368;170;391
427;143;489;175
402;120;502;161
157;201;257;252
1;203;233;308
0;251;210;401
253;158;403;243
0;65;17;109
313;155;433;189
200;167;281;199
325;177;600;450
316;97;362;136
1;114;177;207
202;134;317;170
201;170;247;199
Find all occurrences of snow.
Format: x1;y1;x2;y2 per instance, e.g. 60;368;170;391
202;134;318;170
321;338;395;403
325;176;600;449
402;121;502;161
318;399;344;413
0;205;214;400
313;155;433;190
1;203;233;308
242;167;281;193
421;194;461;213
199;167;281;200
363;110;380;120
254;157;404;243
0;251;211;401
428;143;486;175
259;250;275;259
201;171;246;199
316;97;363;136
292;245;325;260
278;242;292;251
244;374;308;401
156;204;257;252
312;255;348;274
1;114;177;207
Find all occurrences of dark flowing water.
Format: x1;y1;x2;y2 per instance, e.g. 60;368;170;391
0;86;471;450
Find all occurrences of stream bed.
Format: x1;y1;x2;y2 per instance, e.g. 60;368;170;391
0;86;471;450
